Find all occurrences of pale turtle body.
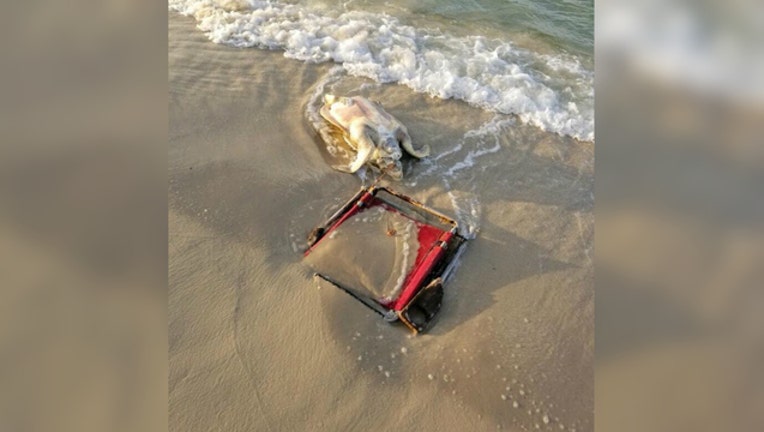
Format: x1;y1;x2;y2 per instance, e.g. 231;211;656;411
319;94;429;179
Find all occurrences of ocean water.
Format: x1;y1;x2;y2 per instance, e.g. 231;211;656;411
169;0;594;141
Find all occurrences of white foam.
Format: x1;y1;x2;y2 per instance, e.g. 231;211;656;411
414;114;514;182
443;139;501;178
170;0;594;141
598;0;764;107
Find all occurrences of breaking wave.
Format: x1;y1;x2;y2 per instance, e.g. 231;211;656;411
170;0;594;141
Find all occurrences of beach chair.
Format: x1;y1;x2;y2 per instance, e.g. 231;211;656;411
304;186;469;333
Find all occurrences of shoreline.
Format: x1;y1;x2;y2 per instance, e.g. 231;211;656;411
170;12;593;431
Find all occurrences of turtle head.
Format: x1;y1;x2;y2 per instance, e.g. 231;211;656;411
380;136;402;160
376;158;403;180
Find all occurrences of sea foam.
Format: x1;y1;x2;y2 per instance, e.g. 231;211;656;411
170;0;594;142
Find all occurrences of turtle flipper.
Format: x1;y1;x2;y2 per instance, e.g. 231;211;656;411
323;94;337;104
398;128;429;158
347;124;375;173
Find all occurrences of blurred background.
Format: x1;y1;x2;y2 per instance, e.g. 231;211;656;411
0;2;167;432
596;0;763;430
0;0;761;431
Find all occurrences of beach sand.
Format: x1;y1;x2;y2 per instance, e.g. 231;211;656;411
170;12;593;431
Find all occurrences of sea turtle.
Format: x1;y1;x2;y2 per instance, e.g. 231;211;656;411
319;94;430;179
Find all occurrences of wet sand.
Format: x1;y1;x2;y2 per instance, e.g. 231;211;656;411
170;12;593;432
